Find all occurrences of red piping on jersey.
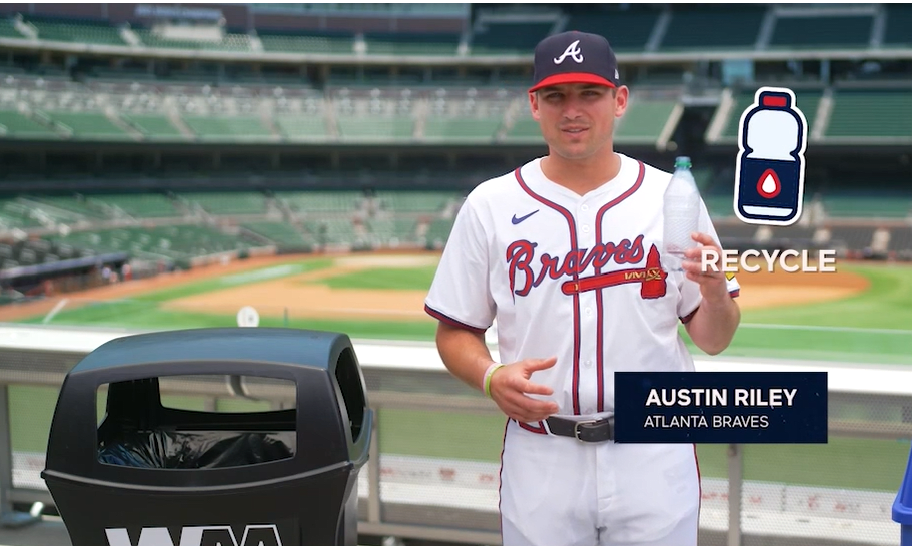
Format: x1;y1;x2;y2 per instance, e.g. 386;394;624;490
594;160;645;412
424;304;487;334
517;420;547;434
514;167;583;415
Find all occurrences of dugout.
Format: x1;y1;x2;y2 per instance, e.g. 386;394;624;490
41;327;371;546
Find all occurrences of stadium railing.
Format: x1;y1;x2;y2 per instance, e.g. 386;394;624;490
0;324;909;546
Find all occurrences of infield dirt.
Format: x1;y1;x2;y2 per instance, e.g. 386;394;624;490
0;251;871;324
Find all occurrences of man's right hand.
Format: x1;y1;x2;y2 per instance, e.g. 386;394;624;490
488;357;560;422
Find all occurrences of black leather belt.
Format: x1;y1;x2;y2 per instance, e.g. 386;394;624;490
546;416;615;443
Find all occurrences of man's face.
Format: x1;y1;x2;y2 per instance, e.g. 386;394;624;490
530;83;628;161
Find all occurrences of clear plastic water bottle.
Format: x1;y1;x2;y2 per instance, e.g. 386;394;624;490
662;156;701;271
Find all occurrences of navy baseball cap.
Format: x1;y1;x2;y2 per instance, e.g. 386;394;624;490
529;31;621;93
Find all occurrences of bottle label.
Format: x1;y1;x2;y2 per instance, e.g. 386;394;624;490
734;86;808;226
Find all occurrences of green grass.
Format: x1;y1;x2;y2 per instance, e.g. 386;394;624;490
134;258;333;302
17;301;437;340
312;265;437;290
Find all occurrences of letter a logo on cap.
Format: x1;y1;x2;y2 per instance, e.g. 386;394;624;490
554;40;584;64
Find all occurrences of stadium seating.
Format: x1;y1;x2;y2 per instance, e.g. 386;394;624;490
659;6;765;51
181;115;275;142
180;192;269;215
471;21;554;55
121;114;186;141
87;194;182;218
0;110;61;139
42;111;132;140
562;10;658;53
26;16;127;46
884;5;912;47
364;32;462;56
258;29;355;54
824;87;912;141
768;15;873;49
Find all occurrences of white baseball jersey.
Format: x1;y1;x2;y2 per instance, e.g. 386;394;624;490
425;153;740;424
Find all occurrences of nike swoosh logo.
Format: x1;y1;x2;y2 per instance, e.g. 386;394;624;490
512;210;539;224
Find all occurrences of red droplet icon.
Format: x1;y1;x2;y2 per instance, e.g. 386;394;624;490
757;169;781;198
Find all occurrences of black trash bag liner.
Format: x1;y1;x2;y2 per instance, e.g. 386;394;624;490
98;430;296;469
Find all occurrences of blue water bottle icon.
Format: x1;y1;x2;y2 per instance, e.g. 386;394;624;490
734;87;808;226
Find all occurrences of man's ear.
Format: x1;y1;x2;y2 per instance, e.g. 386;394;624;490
529;91;541;121
614;86;629;118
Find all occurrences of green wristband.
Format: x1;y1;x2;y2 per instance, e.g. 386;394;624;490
483;363;505;398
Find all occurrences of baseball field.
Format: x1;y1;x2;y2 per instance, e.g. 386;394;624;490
5;250;912;493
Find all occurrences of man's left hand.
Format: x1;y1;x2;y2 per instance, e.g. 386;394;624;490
681;232;730;302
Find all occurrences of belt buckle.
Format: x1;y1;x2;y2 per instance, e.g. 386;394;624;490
573;419;598;442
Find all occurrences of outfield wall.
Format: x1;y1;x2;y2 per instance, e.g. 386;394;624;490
0;324;909;546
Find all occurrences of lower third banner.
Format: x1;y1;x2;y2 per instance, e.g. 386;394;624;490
613;371;828;443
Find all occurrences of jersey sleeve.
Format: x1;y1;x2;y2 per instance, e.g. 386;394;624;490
424;195;497;333
677;197;741;324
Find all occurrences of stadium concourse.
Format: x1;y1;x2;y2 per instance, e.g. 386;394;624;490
0;3;911;546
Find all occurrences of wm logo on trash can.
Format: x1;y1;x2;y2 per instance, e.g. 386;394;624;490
105;524;282;546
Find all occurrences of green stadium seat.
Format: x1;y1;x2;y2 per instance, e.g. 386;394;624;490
373;191;460;213
660;7;765;50
28;17;126;45
825;88;912;140
122;114;186;141
884;5;912;47
274;116;329;141
243;221;313;248
821;194;912;219
364;32;461;56
0;110;61;139
769;16;872;49
277;192;362;213
258;30;355;54
563;11;658;53
503;116;544;143
88;194;181;218
44;111;132;140
336;117;414;141
134;29;252;51
0;17;24;39
614;98;678;145
180;192;268;215
182;116;275;142
471;21;554;55
423;118;502;142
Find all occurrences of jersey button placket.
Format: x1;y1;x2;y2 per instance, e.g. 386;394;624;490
577;201;598;417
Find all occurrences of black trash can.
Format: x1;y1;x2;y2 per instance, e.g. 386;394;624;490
41;327;371;546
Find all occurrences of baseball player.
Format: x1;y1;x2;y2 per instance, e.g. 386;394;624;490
424;31;741;546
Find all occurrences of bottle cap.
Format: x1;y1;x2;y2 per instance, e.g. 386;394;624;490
675;156;692;169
